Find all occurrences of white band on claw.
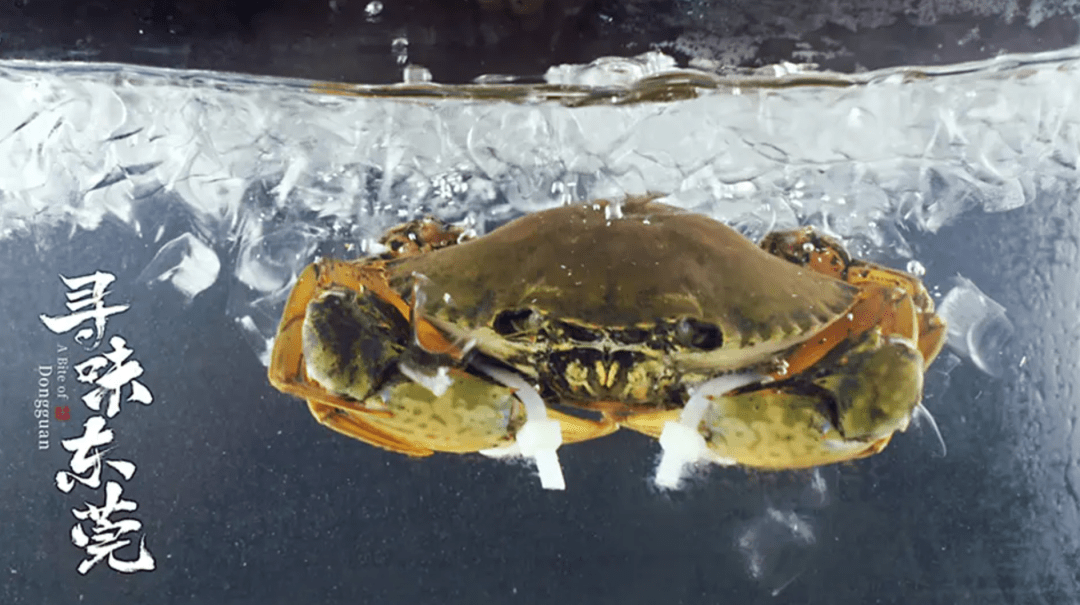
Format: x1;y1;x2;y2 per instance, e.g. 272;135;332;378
654;372;764;490
475;362;566;491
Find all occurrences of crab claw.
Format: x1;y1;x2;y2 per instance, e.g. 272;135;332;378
475;362;566;490
654;372;764;490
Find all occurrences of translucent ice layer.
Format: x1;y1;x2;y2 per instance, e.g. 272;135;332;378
4;50;1080;246
1;49;1077;358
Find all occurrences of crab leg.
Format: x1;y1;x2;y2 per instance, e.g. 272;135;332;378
653;372;764;490
307;401;435;457
771;283;917;381
473;363;566;491
845;264;948;365
765;229;947;366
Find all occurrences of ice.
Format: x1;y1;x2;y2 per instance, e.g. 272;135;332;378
922;350;963;407
136;232;221;303
905;259;926;277
716;466;835;593
544;52;679;87
736;507;817;596
937;276;1016;377
235;315;275;367
402;66;433;84
3;50;1080;246
364;0;383;20
235;226;322;294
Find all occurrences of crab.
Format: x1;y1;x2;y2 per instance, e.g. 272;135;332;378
268;197;946;490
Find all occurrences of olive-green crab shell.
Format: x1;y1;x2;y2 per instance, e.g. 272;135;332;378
385;198;859;372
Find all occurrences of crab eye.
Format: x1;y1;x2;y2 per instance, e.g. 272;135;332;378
556;320;601;343
611;327;649;344
492;308;539;335
676;318;723;350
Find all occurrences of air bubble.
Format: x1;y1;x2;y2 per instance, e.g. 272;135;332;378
604;199;623;220
364;0;383;20
391;37;409;65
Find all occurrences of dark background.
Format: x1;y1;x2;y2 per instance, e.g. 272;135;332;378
1;0;1079;82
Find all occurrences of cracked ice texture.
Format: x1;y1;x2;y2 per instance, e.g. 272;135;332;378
2;49;1080;297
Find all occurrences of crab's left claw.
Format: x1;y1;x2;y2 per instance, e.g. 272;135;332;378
476;362;566;490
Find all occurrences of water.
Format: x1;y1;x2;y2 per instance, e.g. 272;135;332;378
0;49;1078;603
